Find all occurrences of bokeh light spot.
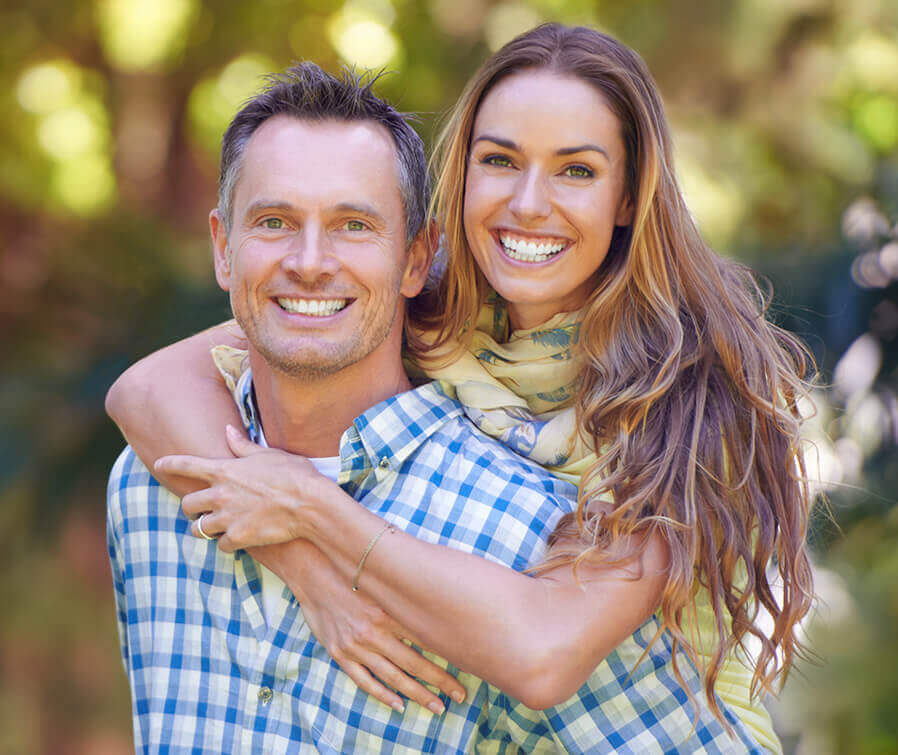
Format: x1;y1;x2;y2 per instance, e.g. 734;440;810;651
834;333;881;400
878;242;898;278
846;33;898;93
842;197;890;243
484;3;543;51
37;106;106;161
51;153;116;215
96;0;198;72
217;55;274;104
328;11;399;69
678;153;746;248
17;61;80;115
188;54;277;156
854;95;898;152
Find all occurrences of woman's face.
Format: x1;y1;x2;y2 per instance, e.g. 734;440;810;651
463;69;633;330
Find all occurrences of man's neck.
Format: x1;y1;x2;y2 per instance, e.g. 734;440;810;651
248;350;413;457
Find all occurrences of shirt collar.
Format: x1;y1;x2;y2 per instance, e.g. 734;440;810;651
347;381;463;480
236;372;463;484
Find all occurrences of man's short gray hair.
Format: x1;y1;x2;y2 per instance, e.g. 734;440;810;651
218;63;429;244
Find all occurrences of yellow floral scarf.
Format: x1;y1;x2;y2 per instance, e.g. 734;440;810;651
424;295;595;485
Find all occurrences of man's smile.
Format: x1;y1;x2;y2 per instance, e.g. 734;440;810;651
275;297;350;317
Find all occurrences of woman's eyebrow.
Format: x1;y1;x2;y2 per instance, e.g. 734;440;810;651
471;134;518;151
472;134;610;162
556;144;610;160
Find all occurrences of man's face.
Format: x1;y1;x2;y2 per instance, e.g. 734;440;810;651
211;116;429;380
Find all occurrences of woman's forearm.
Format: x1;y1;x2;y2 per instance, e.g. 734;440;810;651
158;435;668;708
106;320;246;495
301;487;668;709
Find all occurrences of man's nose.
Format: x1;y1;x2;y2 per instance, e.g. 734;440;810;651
281;224;340;281
508;169;551;223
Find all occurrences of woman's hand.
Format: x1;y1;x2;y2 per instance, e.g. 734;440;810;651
158;428;468;712
253;541;467;714
155;425;320;552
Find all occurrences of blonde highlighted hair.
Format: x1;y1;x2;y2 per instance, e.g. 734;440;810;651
408;23;815;723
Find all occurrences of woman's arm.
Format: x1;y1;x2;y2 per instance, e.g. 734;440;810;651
251;541;465;713
105;320;245;495
107;325;465;711
306;511;668;710
163;430;669;710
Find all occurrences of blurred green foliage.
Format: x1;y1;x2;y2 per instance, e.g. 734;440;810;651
2;1;897;752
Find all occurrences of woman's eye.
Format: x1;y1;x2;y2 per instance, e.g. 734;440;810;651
344;219;368;231
481;154;514;168
564;164;594;179
262;218;284;229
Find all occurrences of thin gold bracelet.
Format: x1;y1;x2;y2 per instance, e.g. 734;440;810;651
352;523;396;592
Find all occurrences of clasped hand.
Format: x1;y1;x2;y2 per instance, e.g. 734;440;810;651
155;424;316;552
154;424;467;713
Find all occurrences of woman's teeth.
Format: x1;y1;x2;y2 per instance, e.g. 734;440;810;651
499;234;566;262
277;298;347;316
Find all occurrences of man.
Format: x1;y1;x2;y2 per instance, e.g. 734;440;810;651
107;63;578;753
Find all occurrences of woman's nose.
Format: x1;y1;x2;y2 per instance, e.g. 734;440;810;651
508;169;551;222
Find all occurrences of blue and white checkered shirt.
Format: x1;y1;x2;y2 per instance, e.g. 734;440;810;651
108;379;763;753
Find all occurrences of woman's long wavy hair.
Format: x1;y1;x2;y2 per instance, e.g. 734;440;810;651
408;23;815;723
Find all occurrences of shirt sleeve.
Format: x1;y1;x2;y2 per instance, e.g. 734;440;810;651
107;448;132;674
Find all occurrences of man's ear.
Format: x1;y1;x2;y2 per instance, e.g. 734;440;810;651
209;209;232;291
400;220;438;298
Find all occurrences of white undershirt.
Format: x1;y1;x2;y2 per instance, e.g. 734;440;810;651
254;422;341;623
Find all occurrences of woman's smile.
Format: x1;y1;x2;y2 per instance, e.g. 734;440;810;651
494;229;571;263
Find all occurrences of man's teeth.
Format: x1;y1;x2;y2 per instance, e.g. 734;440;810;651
499;234;566;262
277;298;348;316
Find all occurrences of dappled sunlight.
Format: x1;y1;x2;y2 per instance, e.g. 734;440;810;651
677;151;747;249
16;61;82;115
328;0;400;69
842;196;892;243
329;17;399;69
3;2;898;752
37;105;106;161
843;391;892;456
188;54;277;155
844;198;898;290
15;59;117;216
833;333;881;399
95;0;198;71
842;32;898;93
853;94;898;152
484;3;544;51
52;153;117;214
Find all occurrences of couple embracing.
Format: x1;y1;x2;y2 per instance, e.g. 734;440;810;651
107;22;812;754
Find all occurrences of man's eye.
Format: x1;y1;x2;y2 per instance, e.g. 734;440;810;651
481;154;514;168
564;164;594;179
262;218;284;229
344;219;368;231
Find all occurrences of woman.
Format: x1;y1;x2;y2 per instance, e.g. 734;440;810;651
108;24;814;752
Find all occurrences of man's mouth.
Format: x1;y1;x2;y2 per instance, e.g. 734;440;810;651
497;231;568;263
276;297;349;316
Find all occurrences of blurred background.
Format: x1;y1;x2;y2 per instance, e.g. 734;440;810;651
2;0;897;752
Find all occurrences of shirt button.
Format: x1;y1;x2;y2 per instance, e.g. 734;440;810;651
378;456;390;470
258;686;273;705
